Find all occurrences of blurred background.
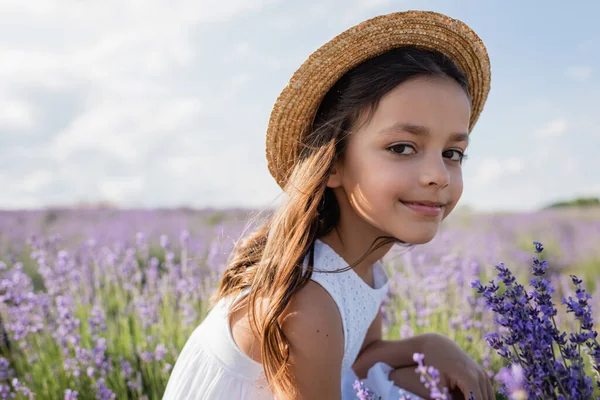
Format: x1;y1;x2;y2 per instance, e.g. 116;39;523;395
1;1;600;399
1;0;599;213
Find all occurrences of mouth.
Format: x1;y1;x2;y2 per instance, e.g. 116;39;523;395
400;200;446;208
400;200;445;216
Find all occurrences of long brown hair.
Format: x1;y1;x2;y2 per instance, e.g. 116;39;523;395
212;46;470;397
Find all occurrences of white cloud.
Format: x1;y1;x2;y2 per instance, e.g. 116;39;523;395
0;196;41;209
0;0;279;88
339;0;397;23
224;42;284;71
99;176;144;203
230;42;252;61
267;0;398;33
533;141;582;173
0;95;35;131
564;158;580;173
50;97;203;162
473;157;524;185
20;170;53;193
566;66;592;82
590;184;600;196
165;156;203;178
217;73;252;103
535;118;568;138
0;0;279;24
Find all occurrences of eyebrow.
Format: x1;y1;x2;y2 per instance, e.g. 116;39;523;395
377;122;470;145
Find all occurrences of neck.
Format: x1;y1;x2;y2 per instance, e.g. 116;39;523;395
318;198;395;280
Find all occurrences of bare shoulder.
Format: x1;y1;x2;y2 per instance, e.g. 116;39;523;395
281;280;344;342
278;280;344;399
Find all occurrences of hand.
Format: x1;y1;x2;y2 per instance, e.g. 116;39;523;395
420;333;494;400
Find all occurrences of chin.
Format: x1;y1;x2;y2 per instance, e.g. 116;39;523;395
406;235;436;245
394;228;439;245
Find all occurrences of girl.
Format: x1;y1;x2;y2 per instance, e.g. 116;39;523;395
163;10;494;400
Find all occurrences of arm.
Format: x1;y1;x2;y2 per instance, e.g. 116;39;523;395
353;316;494;400
352;310;428;378
279;281;345;400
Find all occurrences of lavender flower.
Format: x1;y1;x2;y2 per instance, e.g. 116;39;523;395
160;234;170;249
472;241;600;399
95;378;116;400
88;305;107;338
412;353;451;400
2;208;600;398
353;380;380;400
495;364;527;400
179;230;190;248
64;388;79;400
155;343;168;361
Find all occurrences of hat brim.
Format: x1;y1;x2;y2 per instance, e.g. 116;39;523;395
266;10;491;189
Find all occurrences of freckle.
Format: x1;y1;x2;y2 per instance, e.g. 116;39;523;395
317;329;320;333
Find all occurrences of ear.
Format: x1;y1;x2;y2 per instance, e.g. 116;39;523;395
326;158;343;188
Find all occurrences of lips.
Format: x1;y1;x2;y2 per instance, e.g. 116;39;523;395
401;200;445;208
400;200;445;217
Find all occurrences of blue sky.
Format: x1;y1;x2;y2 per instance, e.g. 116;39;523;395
1;0;599;212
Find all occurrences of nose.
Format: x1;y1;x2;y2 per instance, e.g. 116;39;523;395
419;154;450;187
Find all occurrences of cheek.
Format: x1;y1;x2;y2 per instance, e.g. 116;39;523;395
444;170;464;217
350;156;405;204
342;148;396;203
454;170;464;197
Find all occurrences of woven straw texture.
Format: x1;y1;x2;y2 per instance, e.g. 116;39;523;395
265;10;491;189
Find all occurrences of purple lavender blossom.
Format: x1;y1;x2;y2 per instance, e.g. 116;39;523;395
155;343;168;361
88;305;107;337
0;384;12;399
64;388;79;400
179;230;190;248
353;379;380;400
160;234;170;249
472;241;600;399
412;353;451;400
2;208;600;398
494;364;527;400
10;378;34;399
95;378;116;400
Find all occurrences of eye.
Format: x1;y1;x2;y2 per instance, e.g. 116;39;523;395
387;144;416;156
444;149;468;163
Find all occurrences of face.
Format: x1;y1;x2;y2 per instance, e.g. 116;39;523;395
327;75;471;245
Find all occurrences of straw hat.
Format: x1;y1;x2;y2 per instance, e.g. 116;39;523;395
265;10;491;189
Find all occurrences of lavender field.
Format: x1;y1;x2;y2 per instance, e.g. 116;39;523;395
1;207;600;399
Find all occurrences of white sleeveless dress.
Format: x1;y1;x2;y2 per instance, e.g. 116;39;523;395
162;239;424;400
